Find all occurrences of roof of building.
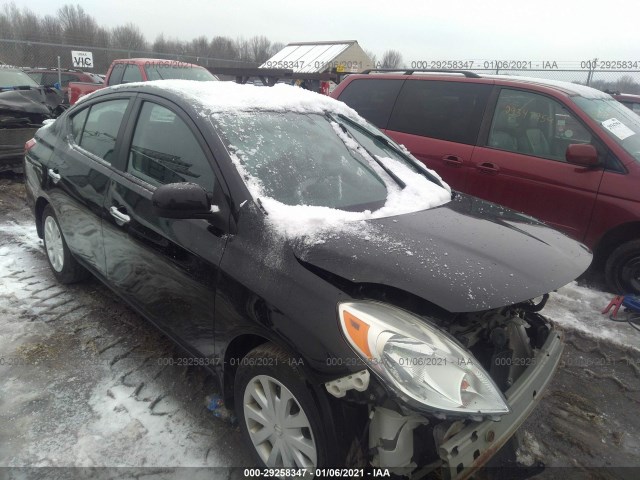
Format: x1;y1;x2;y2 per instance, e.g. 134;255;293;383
260;41;359;74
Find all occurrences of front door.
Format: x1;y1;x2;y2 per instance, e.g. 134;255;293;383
103;97;228;358
468;88;605;240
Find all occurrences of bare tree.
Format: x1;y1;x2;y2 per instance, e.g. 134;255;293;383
381;49;403;69
111;23;147;52
616;75;640;94
188;36;210;58
234;37;252;63
268;42;285;59
249;35;271;63
364;49;377;68
210;36;237;60
57;4;100;45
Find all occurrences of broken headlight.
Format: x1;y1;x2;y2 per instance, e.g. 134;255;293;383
338;301;509;416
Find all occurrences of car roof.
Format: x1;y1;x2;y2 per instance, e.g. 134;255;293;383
613;93;640;101
114;58;205;68
77;79;364;118
343;71;611;99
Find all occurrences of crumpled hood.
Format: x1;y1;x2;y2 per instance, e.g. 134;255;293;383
0;87;59;124
292;194;592;312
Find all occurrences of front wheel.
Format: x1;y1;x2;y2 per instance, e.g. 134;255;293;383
605;239;640;294
234;343;344;469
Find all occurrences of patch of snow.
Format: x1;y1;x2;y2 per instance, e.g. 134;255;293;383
545;281;639;351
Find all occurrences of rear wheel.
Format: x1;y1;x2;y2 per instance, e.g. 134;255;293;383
234;343;344;468
42;205;88;284
605;239;640;294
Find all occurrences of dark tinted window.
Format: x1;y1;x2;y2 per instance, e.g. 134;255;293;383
127;102;215;193
122;64;143;83
108;64;126;86
337;79;404;129
79;99;129;162
387;80;491;144
70;108;89;143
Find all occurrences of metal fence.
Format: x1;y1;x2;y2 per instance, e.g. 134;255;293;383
2;38;640;94
0;38;259;73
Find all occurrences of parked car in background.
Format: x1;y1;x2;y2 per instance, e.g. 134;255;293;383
67;58;219;104
24;81;590;477
26;68;103;104
0;65;63;173
332;71;640;294
611;92;640;115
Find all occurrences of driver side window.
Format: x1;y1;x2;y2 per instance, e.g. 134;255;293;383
126;102;216;194
488;89;594;162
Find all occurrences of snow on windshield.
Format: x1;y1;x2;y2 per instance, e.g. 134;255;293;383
107;80;452;240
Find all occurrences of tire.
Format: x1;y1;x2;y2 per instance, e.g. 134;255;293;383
234;343;347;469
42;204;89;284
605;239;640;294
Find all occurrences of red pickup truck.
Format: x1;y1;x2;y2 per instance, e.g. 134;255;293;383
68;58;218;104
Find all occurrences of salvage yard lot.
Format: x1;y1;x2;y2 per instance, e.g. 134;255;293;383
1;173;639;477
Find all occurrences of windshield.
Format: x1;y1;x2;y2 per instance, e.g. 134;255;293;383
214;112;389;211
574;96;640;162
144;64;218;82
0;69;40;88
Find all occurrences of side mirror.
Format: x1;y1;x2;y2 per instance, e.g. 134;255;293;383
152;182;215;219
565;144;599;167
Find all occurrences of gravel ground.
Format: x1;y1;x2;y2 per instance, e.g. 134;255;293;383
1;173;638;479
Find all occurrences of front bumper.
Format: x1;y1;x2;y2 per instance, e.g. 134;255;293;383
437;327;564;479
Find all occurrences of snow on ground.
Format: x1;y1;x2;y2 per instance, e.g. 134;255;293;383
545;281;640;351
0;220;251;469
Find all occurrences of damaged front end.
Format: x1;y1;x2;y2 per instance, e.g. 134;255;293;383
327;298;563;479
0;86;63;173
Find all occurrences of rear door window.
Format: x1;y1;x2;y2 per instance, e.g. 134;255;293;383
127;102;216;193
387;80;491;145
337;79;404;129
78;99;129;162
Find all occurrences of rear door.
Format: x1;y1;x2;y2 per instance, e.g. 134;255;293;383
103;95;229;358
45;95;133;275
383;79;492;191
468;88;605;240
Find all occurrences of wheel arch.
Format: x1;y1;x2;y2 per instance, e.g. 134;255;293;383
222;333;271;406
593;221;640;267
34;196;50;239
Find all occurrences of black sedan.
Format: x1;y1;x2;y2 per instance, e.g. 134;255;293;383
24;80;590;477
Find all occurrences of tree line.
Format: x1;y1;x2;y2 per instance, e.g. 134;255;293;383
0;3;407;73
0;3;287;71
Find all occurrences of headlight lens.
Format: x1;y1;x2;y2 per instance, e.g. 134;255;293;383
338;301;509;416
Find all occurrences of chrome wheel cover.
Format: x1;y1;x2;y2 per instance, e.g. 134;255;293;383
44;215;64;272
243;374;317;468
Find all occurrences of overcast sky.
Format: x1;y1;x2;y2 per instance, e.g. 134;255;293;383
12;0;639;64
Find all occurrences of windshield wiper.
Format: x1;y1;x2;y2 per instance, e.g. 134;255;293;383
335;113;446;190
328;114;406;189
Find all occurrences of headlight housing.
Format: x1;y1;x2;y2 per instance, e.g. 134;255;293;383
338;301;509;416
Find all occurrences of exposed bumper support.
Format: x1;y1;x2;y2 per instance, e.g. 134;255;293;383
437;328;564;479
